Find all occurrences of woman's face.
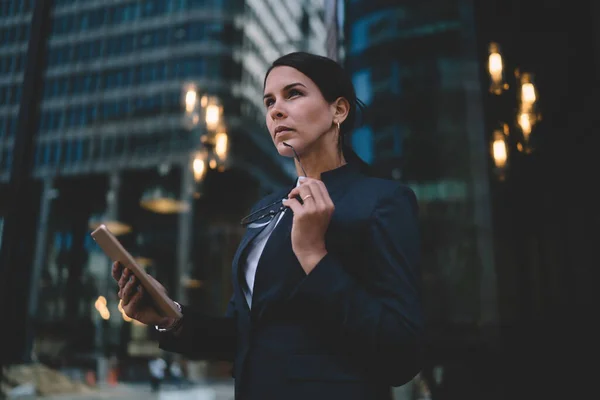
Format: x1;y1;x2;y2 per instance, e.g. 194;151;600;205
263;66;336;157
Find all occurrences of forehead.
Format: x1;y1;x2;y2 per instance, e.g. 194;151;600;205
264;66;314;94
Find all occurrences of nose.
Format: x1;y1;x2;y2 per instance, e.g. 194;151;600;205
269;102;286;121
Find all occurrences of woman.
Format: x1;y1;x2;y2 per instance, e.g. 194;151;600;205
113;52;423;400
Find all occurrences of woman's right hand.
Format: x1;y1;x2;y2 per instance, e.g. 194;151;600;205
111;262;177;329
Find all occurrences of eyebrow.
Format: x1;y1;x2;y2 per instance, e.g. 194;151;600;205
263;82;307;100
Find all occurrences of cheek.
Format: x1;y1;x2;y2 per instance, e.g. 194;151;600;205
265;116;274;135
303;105;331;131
295;100;327;126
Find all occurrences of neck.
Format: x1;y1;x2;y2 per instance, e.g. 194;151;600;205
294;134;346;180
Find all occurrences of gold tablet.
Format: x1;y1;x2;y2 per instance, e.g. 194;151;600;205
91;224;182;319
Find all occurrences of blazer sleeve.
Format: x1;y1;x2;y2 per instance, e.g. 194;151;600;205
158;295;237;361
290;184;423;387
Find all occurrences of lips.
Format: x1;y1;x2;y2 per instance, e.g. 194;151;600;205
274;126;294;137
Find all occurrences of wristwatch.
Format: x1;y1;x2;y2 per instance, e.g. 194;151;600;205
155;301;183;332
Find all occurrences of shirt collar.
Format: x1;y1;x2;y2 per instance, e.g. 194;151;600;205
290;162;362;195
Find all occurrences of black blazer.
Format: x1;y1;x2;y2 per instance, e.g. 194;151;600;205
159;162;423;400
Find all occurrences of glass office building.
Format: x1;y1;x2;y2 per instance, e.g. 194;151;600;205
343;0;498;332
0;0;327;370
0;1;34;177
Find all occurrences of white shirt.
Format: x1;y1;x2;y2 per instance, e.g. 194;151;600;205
243;209;286;308
243;179;301;308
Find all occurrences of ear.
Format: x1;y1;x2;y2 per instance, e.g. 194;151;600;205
330;97;350;125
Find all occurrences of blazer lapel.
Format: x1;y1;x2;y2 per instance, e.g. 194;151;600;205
250;209;299;318
231;223;266;312
231;187;292;312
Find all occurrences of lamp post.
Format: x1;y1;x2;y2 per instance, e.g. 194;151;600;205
174;84;229;303
186;87;230;183
485;40;544;332
486;42;541;178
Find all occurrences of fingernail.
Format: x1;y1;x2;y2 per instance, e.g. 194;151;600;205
298;176;306;181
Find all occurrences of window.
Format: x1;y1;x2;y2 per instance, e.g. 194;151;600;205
63;140;71;165
8;117;17;137
141;0;165;18
91;137;101;160
78;12;90;32
101;101;118;121
88;9;106;30
102;137;115;159
87;73;99;92
76;42;92;62
114;135;126;156
14;85;21;104
134;95;162;116
53;141;61;166
86;105;98;125
34;143;43;167
75;139;84;162
43;142;51;165
167;0;187;13
139;63;166;82
67;109;77;128
139;29;168;49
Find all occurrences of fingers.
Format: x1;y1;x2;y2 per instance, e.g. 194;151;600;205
118;266;131;290
303;183;327;210
282;197;303;214
111;262;123;281
311;180;334;209
121;275;140;306
286;178;333;215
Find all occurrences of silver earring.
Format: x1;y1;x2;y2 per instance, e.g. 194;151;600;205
336;122;340;131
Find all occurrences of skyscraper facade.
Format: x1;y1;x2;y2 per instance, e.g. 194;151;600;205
0;0;327;368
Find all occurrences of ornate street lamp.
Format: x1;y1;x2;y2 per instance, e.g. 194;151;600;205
183;85;230;181
486;43;541;177
140;84;230;213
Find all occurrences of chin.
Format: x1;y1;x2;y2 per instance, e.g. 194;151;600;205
275;139;302;157
275;142;296;158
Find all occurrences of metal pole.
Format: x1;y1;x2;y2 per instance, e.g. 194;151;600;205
24;178;56;359
0;0;54;367
175;158;195;304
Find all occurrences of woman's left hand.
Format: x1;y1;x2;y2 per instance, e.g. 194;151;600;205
283;177;334;274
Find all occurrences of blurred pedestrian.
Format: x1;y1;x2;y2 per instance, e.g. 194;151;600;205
114;52;423;400
169;358;184;388
148;356;166;393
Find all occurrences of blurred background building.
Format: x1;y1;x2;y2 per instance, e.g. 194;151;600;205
0;0;327;384
1;0;597;398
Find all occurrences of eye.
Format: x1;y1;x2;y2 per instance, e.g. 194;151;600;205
288;88;302;98
264;98;274;108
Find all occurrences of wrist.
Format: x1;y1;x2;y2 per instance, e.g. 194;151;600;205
155;302;183;333
156;317;177;329
296;249;327;274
